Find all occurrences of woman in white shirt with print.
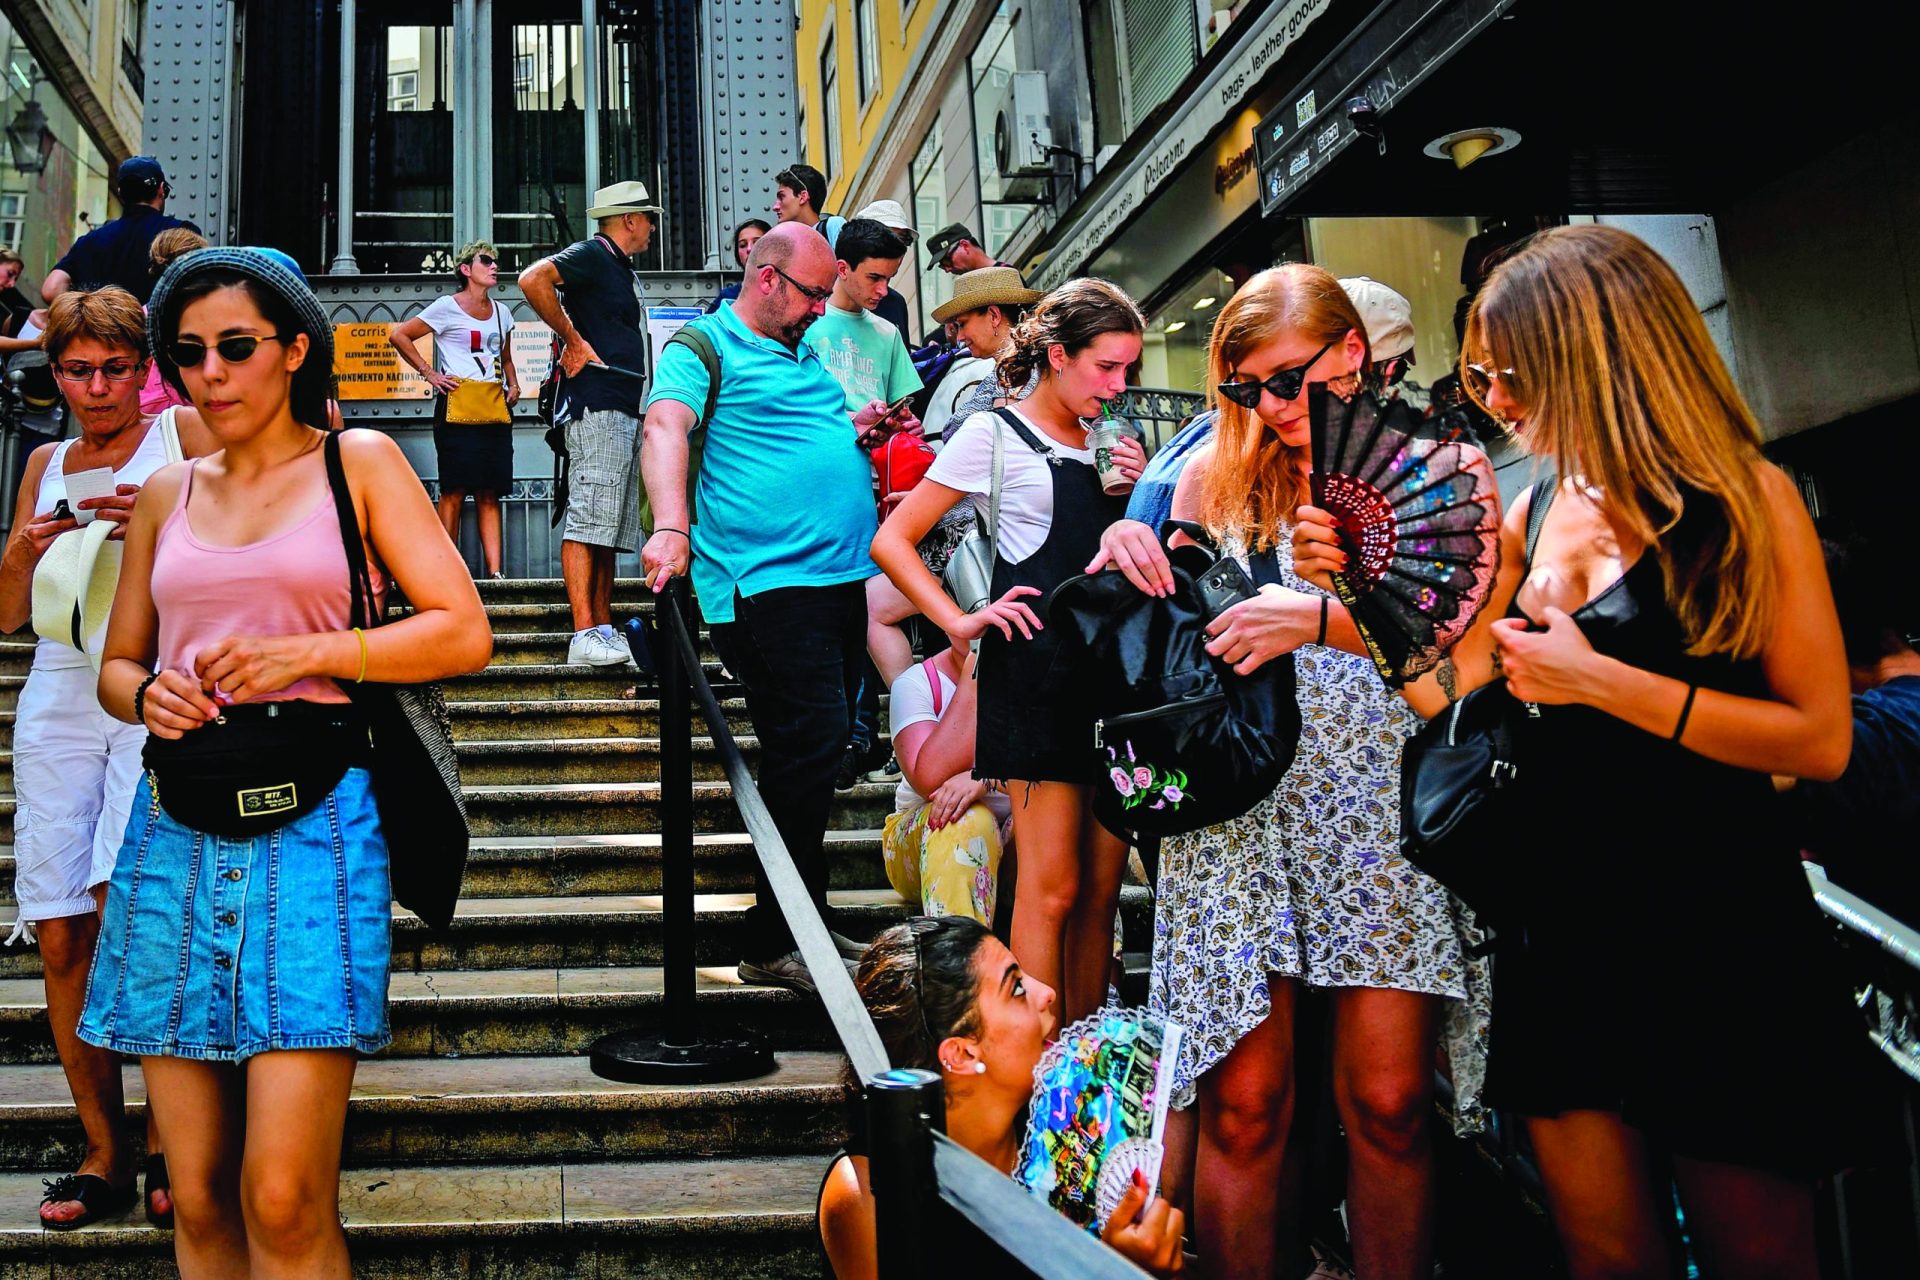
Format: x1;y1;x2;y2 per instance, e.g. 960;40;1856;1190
389;241;520;579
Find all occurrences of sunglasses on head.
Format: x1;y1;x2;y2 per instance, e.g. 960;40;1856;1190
165;334;290;369
1216;339;1336;409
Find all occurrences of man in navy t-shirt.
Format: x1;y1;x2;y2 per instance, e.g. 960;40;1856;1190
41;157;200;305
518;180;661;666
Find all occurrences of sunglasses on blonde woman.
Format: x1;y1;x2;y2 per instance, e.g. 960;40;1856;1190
1217;339;1336;408
1464;361;1523;400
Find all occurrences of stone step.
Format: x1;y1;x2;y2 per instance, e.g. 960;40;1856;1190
0;888;920;979
0;830;891;905
0;678;19;715
444;663;740;704
0;1051;848;1172
0;1153;823;1278
465;600;672;634
447;696;754;741
452;735;890;787
473;576;663;606
487;631;721;667
461;780;897;838
0;964;848;1065
0;641;29;680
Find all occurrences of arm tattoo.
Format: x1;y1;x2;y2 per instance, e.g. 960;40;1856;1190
1436;657;1460;704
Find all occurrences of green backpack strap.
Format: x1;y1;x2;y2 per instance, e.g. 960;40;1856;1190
665;322;721;431
645;321;720;536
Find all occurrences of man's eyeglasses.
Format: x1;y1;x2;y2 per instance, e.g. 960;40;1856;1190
1463;361;1523;400
165;334;290;368
770;264;834;304
53;359;142;383
1217;339;1336;409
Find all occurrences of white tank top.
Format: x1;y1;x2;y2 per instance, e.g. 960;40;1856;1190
30;408;181;672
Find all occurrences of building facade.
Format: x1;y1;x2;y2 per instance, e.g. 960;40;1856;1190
1;0;144;285
815;0;1918;541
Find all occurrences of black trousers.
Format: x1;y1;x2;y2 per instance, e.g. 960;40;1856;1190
708;581;866;960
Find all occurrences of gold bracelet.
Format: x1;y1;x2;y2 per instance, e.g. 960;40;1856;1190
353;627;368;683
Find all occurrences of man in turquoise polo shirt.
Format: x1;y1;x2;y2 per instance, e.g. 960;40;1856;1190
639;223;913;995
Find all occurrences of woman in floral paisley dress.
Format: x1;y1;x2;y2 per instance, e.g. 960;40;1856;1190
1096;264;1487;1280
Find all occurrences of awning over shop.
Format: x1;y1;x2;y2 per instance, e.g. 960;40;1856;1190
1254;0;1910;219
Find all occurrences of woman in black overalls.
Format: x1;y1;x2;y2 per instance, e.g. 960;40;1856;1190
873;278;1148;1024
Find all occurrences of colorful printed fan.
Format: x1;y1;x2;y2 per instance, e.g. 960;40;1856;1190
1308;385;1502;687
1015;1007;1183;1235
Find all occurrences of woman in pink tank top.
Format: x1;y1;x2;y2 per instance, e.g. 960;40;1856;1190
81;249;491;1276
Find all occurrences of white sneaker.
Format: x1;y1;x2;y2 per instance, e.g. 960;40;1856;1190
567;629;633;667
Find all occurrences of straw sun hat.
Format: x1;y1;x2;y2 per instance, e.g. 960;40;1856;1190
931;266;1042;324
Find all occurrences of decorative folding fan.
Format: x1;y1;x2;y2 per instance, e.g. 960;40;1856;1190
1308;385;1502;687
1015;1007;1183;1235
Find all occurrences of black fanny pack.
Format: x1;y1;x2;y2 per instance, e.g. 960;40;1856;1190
142;701;370;838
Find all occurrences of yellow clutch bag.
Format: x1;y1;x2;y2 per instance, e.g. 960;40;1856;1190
445;378;511;425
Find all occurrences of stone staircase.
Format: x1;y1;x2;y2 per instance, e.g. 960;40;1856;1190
0;579;1149;1277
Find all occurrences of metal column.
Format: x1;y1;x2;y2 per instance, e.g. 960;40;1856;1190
476;0;495;249
329;0;361;274
581;0;601;202
143;1;237;244
700;0;798;271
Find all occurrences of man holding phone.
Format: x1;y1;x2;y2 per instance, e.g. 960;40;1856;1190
803;219;924;788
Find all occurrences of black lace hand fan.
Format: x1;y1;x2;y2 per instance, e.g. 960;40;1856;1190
1307;385;1501;687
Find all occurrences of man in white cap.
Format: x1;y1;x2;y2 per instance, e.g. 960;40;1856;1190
518;180;662;665
1123;274;1419;532
851;199;919;344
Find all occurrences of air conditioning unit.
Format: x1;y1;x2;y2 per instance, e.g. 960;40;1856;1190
992;71;1053;201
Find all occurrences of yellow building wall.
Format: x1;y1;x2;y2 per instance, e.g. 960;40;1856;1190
798;0;939;211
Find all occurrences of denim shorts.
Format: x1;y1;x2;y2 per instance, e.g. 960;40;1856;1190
77;768;393;1063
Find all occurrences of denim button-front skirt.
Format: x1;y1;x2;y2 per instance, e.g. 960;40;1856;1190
78;768;393;1063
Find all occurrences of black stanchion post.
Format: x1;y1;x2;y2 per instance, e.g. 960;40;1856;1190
659;575;696;1042
867;1068;944;1280
589;576;773;1084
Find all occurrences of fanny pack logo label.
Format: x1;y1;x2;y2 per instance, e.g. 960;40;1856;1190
237;783;299;817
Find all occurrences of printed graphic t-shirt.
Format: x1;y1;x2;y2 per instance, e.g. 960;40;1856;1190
803;303;921;417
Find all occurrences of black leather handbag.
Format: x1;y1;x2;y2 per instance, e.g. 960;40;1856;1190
1047;521;1302;839
324;432;470;931
1397;478;1556;923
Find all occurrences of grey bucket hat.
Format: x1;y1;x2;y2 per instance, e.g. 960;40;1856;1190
148;246;333;398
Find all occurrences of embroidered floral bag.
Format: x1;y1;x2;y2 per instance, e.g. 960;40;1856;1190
1046;521;1302;839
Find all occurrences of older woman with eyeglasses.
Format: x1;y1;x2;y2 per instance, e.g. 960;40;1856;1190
389;240;521;579
0;286;215;1230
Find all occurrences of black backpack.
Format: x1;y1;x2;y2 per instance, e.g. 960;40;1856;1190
1047;522;1302;839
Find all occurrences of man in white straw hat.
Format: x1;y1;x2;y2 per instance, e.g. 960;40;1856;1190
519;180;661;666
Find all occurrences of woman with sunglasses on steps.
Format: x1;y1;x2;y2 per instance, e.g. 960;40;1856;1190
389;240;521;579
1092;264;1487;1280
0;287;216;1232
79;248;490;1278
1296;225;1898;1279
872;278;1149;1028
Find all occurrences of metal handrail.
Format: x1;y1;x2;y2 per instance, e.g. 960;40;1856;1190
652;584;1148;1278
1807;863;1920;1085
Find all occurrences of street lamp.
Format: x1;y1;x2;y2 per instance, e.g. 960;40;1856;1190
5;97;53;175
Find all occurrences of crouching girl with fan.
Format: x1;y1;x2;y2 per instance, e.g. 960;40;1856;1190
818;917;1186;1278
1093;263;1487;1280
872;279;1149;1026
80;248;492;1277
1295;224;1899;1280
